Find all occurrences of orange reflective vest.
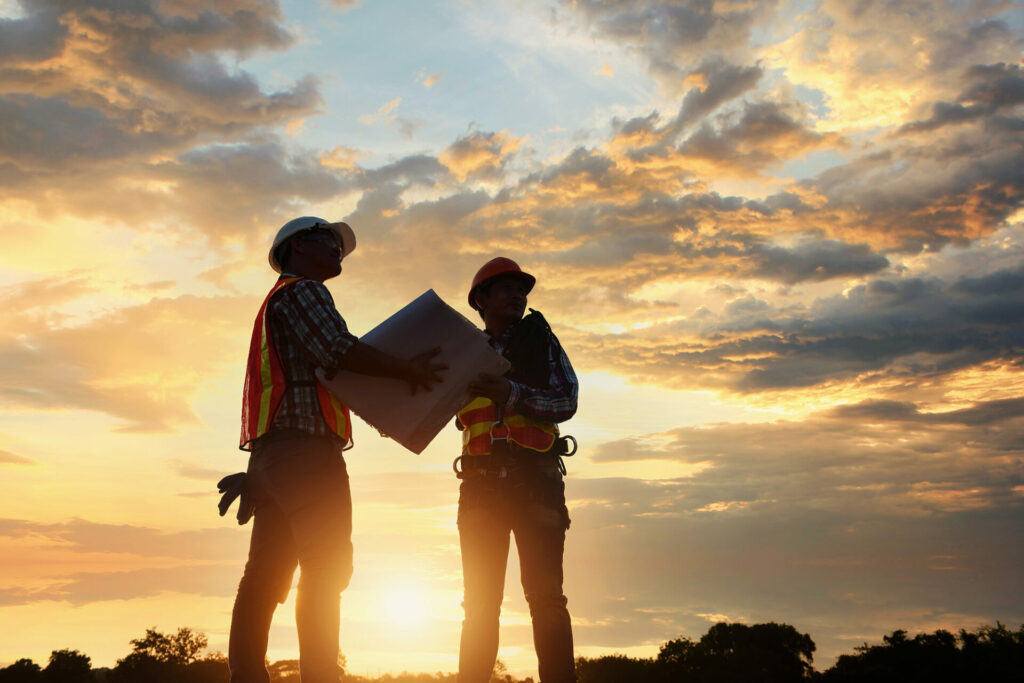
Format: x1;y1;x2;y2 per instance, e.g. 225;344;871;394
456;396;558;456
239;277;351;450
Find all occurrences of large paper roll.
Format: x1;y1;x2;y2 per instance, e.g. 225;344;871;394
317;290;510;454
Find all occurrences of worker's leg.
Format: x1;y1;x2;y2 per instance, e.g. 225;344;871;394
513;468;575;683
246;431;352;683
292;443;352;683
457;478;511;683
229;444;299;683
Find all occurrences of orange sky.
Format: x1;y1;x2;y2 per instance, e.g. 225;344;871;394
1;0;1023;677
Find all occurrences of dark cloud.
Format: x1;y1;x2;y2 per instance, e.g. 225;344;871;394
560;394;1024;659
750;239;889;284
670;59;763;134
810;64;1024;252
0;0;317;183
565;492;1023;664
900;63;1024;134
153;141;349;242
566;263;1024;392
924;18;1017;74
831;397;1024;427
0;2;67;64
564;0;778;91
678;101;839;171
359;154;449;188
0;94;173;166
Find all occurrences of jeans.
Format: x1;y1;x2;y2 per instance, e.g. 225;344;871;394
229;430;353;683
457;455;575;683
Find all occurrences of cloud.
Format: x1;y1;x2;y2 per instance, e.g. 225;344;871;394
562;262;1024;392
677;100;840;173
829;397;1024;427
588;395;1024;518
749;239;889;284
0;565;240;606
439;130;525;182
900;63;1024;134
0;285;254;431
668;59;764;135
0;2;67;65
563;0;778;92
760;1;1019;132
0;0;319;192
558;393;1024;658
0;517;243;561
359;98;402;125
419;72;443;88
0;450;33;465
170;460;227;481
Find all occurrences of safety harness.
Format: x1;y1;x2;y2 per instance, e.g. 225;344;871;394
453;310;578;479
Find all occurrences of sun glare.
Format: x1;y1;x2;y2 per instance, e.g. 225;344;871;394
382;582;430;629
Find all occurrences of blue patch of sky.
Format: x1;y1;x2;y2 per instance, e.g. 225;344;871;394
236;0;655;167
778;149;847;182
993;4;1024;33
748;0;817;47
793;84;831;119
761;67;832;120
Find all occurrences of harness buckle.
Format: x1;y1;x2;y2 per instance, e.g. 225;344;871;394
489;419;510;444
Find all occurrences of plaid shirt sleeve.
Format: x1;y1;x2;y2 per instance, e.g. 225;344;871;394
270;279;357;370
506;336;578;423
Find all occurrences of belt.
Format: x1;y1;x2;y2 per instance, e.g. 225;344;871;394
255;428;341;447
453;436;577;479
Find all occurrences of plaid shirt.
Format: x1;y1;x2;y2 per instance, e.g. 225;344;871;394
494;324;578;423
266;275;357;438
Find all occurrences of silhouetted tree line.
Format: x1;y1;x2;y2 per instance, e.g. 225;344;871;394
2;621;1022;682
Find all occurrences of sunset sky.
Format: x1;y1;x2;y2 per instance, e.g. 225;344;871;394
2;0;1023;677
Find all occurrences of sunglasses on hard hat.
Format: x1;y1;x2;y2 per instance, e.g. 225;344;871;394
297;227;341;248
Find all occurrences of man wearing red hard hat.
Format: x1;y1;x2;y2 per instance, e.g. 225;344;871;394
227;216;446;683
454;257;579;683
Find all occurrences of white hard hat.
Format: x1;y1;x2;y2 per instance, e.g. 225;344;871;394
268;216;356;273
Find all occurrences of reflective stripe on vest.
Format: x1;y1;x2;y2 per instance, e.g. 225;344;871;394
239;277;352;450
456;396;558;456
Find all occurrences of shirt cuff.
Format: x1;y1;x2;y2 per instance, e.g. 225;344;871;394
323;333;357;371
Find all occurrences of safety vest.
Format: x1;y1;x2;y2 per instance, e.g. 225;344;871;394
456;396;558;456
239;277;351;450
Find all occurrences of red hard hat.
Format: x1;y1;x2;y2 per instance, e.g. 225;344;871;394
468;257;536;310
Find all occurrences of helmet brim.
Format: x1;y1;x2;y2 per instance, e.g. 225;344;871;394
468;271;535;311
269;217;357;273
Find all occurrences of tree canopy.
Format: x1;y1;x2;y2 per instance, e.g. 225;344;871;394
2;620;1022;682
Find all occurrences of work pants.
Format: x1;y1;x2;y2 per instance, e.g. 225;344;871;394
457;454;575;683
229;430;353;683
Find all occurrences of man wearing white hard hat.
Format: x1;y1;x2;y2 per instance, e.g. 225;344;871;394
228;216;446;683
